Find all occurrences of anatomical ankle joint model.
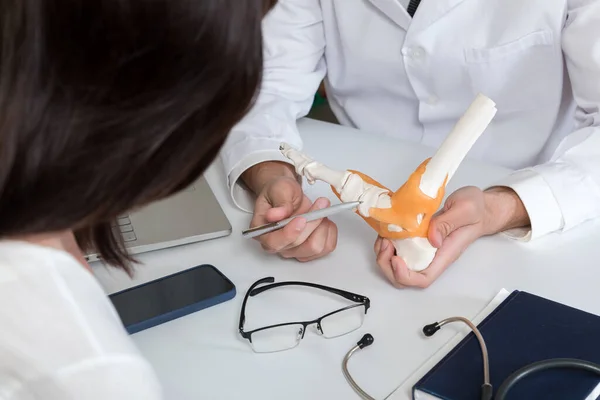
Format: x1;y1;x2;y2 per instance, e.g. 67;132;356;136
280;94;497;272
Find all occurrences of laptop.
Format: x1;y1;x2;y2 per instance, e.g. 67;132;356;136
84;175;232;262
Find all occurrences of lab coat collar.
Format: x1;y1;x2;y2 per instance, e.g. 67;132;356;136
367;0;467;33
409;0;467;34
367;0;412;30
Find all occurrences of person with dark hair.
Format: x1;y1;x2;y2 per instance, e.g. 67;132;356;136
0;0;276;398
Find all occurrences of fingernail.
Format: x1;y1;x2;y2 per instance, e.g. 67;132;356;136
295;218;307;231
381;240;389;252
433;230;443;247
316;198;329;209
391;258;401;278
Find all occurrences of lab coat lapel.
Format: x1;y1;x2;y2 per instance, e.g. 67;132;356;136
367;0;412;30
408;0;468;34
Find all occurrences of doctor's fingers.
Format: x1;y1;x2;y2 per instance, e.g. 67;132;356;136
260;176;306;217
376;239;406;288
392;226;481;288
252;181;310;227
417;225;481;283
374;236;388;255
376;251;433;289
375;238;436;289
280;219;337;261
258;199;330;254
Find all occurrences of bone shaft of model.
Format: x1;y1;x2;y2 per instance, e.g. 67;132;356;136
304;164;349;191
279;143;349;191
419;94;497;198
279;143;391;214
289;153;391;212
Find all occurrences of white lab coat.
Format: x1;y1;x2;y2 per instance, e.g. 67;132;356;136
220;0;600;241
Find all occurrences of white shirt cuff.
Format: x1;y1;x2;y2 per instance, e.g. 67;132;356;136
228;149;296;213
487;168;564;242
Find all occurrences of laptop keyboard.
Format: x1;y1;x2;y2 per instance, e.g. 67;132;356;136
110;182;197;243
114;215;137;242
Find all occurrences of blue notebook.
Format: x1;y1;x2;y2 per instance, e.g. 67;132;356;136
413;290;600;399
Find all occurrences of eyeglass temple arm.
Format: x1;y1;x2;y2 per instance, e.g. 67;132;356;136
239;277;274;333
250;281;369;305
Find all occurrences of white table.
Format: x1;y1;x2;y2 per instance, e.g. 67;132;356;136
94;118;600;400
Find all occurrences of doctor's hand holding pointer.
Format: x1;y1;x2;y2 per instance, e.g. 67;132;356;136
242;161;338;261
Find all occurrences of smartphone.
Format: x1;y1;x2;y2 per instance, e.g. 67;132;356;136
109;264;236;334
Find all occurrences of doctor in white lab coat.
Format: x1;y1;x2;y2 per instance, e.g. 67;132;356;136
220;0;600;288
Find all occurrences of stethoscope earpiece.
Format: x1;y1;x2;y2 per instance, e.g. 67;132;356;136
357;333;374;348
422;322;440;337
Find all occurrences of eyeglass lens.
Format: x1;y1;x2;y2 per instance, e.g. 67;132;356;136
250;324;305;353
320;305;365;338
250;305;365;353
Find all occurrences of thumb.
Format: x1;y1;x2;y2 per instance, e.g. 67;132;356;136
428;205;472;248
263;178;304;222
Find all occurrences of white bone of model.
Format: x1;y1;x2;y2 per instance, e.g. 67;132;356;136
398;94;497;271
280;93;497;272
279;144;393;216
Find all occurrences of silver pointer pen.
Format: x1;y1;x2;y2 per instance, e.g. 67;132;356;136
242;200;362;239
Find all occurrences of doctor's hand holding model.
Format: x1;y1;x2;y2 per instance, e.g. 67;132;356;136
220;0;600;288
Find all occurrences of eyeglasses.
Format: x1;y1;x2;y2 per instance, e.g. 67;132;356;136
238;277;370;353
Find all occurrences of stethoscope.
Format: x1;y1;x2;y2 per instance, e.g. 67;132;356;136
343;316;600;400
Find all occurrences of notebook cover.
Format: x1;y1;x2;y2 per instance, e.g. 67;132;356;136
413;290;600;399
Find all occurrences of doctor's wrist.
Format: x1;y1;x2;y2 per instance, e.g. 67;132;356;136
482;186;531;235
241;161;299;195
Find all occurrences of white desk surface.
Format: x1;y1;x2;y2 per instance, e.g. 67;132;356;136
93;118;600;400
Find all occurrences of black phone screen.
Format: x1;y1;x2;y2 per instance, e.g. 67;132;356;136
109;264;234;326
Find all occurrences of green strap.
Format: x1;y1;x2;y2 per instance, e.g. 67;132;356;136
312;92;326;108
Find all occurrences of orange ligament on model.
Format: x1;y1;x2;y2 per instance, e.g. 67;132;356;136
330;158;447;240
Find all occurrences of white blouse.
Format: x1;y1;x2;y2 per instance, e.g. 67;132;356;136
0;241;162;399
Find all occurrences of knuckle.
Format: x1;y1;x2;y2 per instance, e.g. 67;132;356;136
438;220;454;235
287;231;307;248
260;242;277;253
307;236;326;255
413;275;433;289
463;200;479;215
418;279;432;289
329;225;338;244
261;236;283;253
283;230;300;244
457;197;482;218
288;239;304;250
392;280;405;289
281;224;303;242
279;252;295;259
325;227;338;253
326;238;337;253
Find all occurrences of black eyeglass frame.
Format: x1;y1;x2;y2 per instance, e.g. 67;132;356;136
238;277;371;347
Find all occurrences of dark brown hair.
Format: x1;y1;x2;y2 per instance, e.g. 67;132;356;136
0;0;277;273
